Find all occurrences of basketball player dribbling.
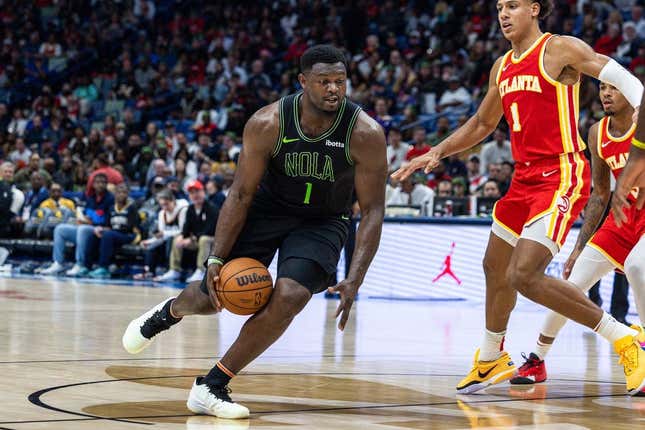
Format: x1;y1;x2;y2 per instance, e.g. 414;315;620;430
510;83;645;384
122;45;387;418
393;0;645;395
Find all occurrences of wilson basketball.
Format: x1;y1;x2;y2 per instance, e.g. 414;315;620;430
216;257;273;315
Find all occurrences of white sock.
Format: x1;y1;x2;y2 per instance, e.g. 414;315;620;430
534;340;552;360
479;329;506;361
594;312;638;343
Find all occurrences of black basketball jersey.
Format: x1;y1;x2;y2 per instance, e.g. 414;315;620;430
254;92;362;217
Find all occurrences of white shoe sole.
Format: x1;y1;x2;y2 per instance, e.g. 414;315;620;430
187;383;250;419
122;297;175;354
187;396;250;419
456;367;518;395
40;270;63;275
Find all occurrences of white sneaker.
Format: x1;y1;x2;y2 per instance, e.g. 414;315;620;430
65;263;88;277
186;269;205;283
122;297;177;354
187;377;249;419
39;261;65;275
153;269;181;282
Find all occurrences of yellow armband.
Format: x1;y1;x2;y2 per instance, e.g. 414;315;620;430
633;138;645;149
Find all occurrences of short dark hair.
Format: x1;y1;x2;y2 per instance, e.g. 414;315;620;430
157;189;175;202
501;160;515;170
534;0;553;19
96;152;109;166
300;45;347;73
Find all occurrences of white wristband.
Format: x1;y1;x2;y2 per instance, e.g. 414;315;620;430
598;59;643;108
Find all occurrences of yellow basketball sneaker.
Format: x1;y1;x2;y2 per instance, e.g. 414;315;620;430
614;325;645;396
456;349;517;394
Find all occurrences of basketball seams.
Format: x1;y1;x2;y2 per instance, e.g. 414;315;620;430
216;283;273;294
217;257;274;315
221;287;272;310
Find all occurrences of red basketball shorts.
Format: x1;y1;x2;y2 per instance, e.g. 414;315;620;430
493;152;591;249
588;203;645;270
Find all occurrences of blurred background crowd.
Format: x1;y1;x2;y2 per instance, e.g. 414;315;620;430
0;0;643;280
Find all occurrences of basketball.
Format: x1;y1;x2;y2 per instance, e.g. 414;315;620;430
216;257;274;315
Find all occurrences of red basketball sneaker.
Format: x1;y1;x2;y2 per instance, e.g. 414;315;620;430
509;353;547;384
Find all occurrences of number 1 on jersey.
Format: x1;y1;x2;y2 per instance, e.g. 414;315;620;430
510;102;521;132
303;182;313;204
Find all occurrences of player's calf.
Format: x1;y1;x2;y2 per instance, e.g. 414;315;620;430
172;280;219;317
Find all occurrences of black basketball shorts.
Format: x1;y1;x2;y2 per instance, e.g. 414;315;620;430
200;212;350;295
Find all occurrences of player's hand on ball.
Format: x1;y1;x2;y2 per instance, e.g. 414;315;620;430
329;279;359;331
563;248;582;280
205;263;223;312
391;149;441;181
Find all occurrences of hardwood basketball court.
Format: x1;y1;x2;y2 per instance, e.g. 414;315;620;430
1;276;644;429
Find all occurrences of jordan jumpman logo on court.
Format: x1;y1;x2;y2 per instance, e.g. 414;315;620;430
432;242;462;285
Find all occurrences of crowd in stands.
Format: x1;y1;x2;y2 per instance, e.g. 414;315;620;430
0;0;643;278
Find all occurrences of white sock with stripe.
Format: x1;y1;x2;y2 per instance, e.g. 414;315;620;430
534;340;552;360
479;329;506;361
594;312;638;343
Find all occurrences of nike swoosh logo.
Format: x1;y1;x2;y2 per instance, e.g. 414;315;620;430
601;140;613;148
341;215;350;220
282;137;299;144
478;366;495;379
502;64;511;72
542;169;558;177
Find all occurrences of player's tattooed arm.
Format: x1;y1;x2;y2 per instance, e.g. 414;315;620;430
563;122;610;278
330;111;387;330
575;122;611;250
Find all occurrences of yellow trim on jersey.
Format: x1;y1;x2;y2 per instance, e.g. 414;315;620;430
510;33;550;64
538;34;581;153
556;84;575;153
496;52;512;86
547;154;571;238
587;241;624;272
492;203;521;238
538;35;559;86
556;152;586;245
606;117;637;142
597;117;607;160
572;82;585;151
525;208;554;228
633;137;645;149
